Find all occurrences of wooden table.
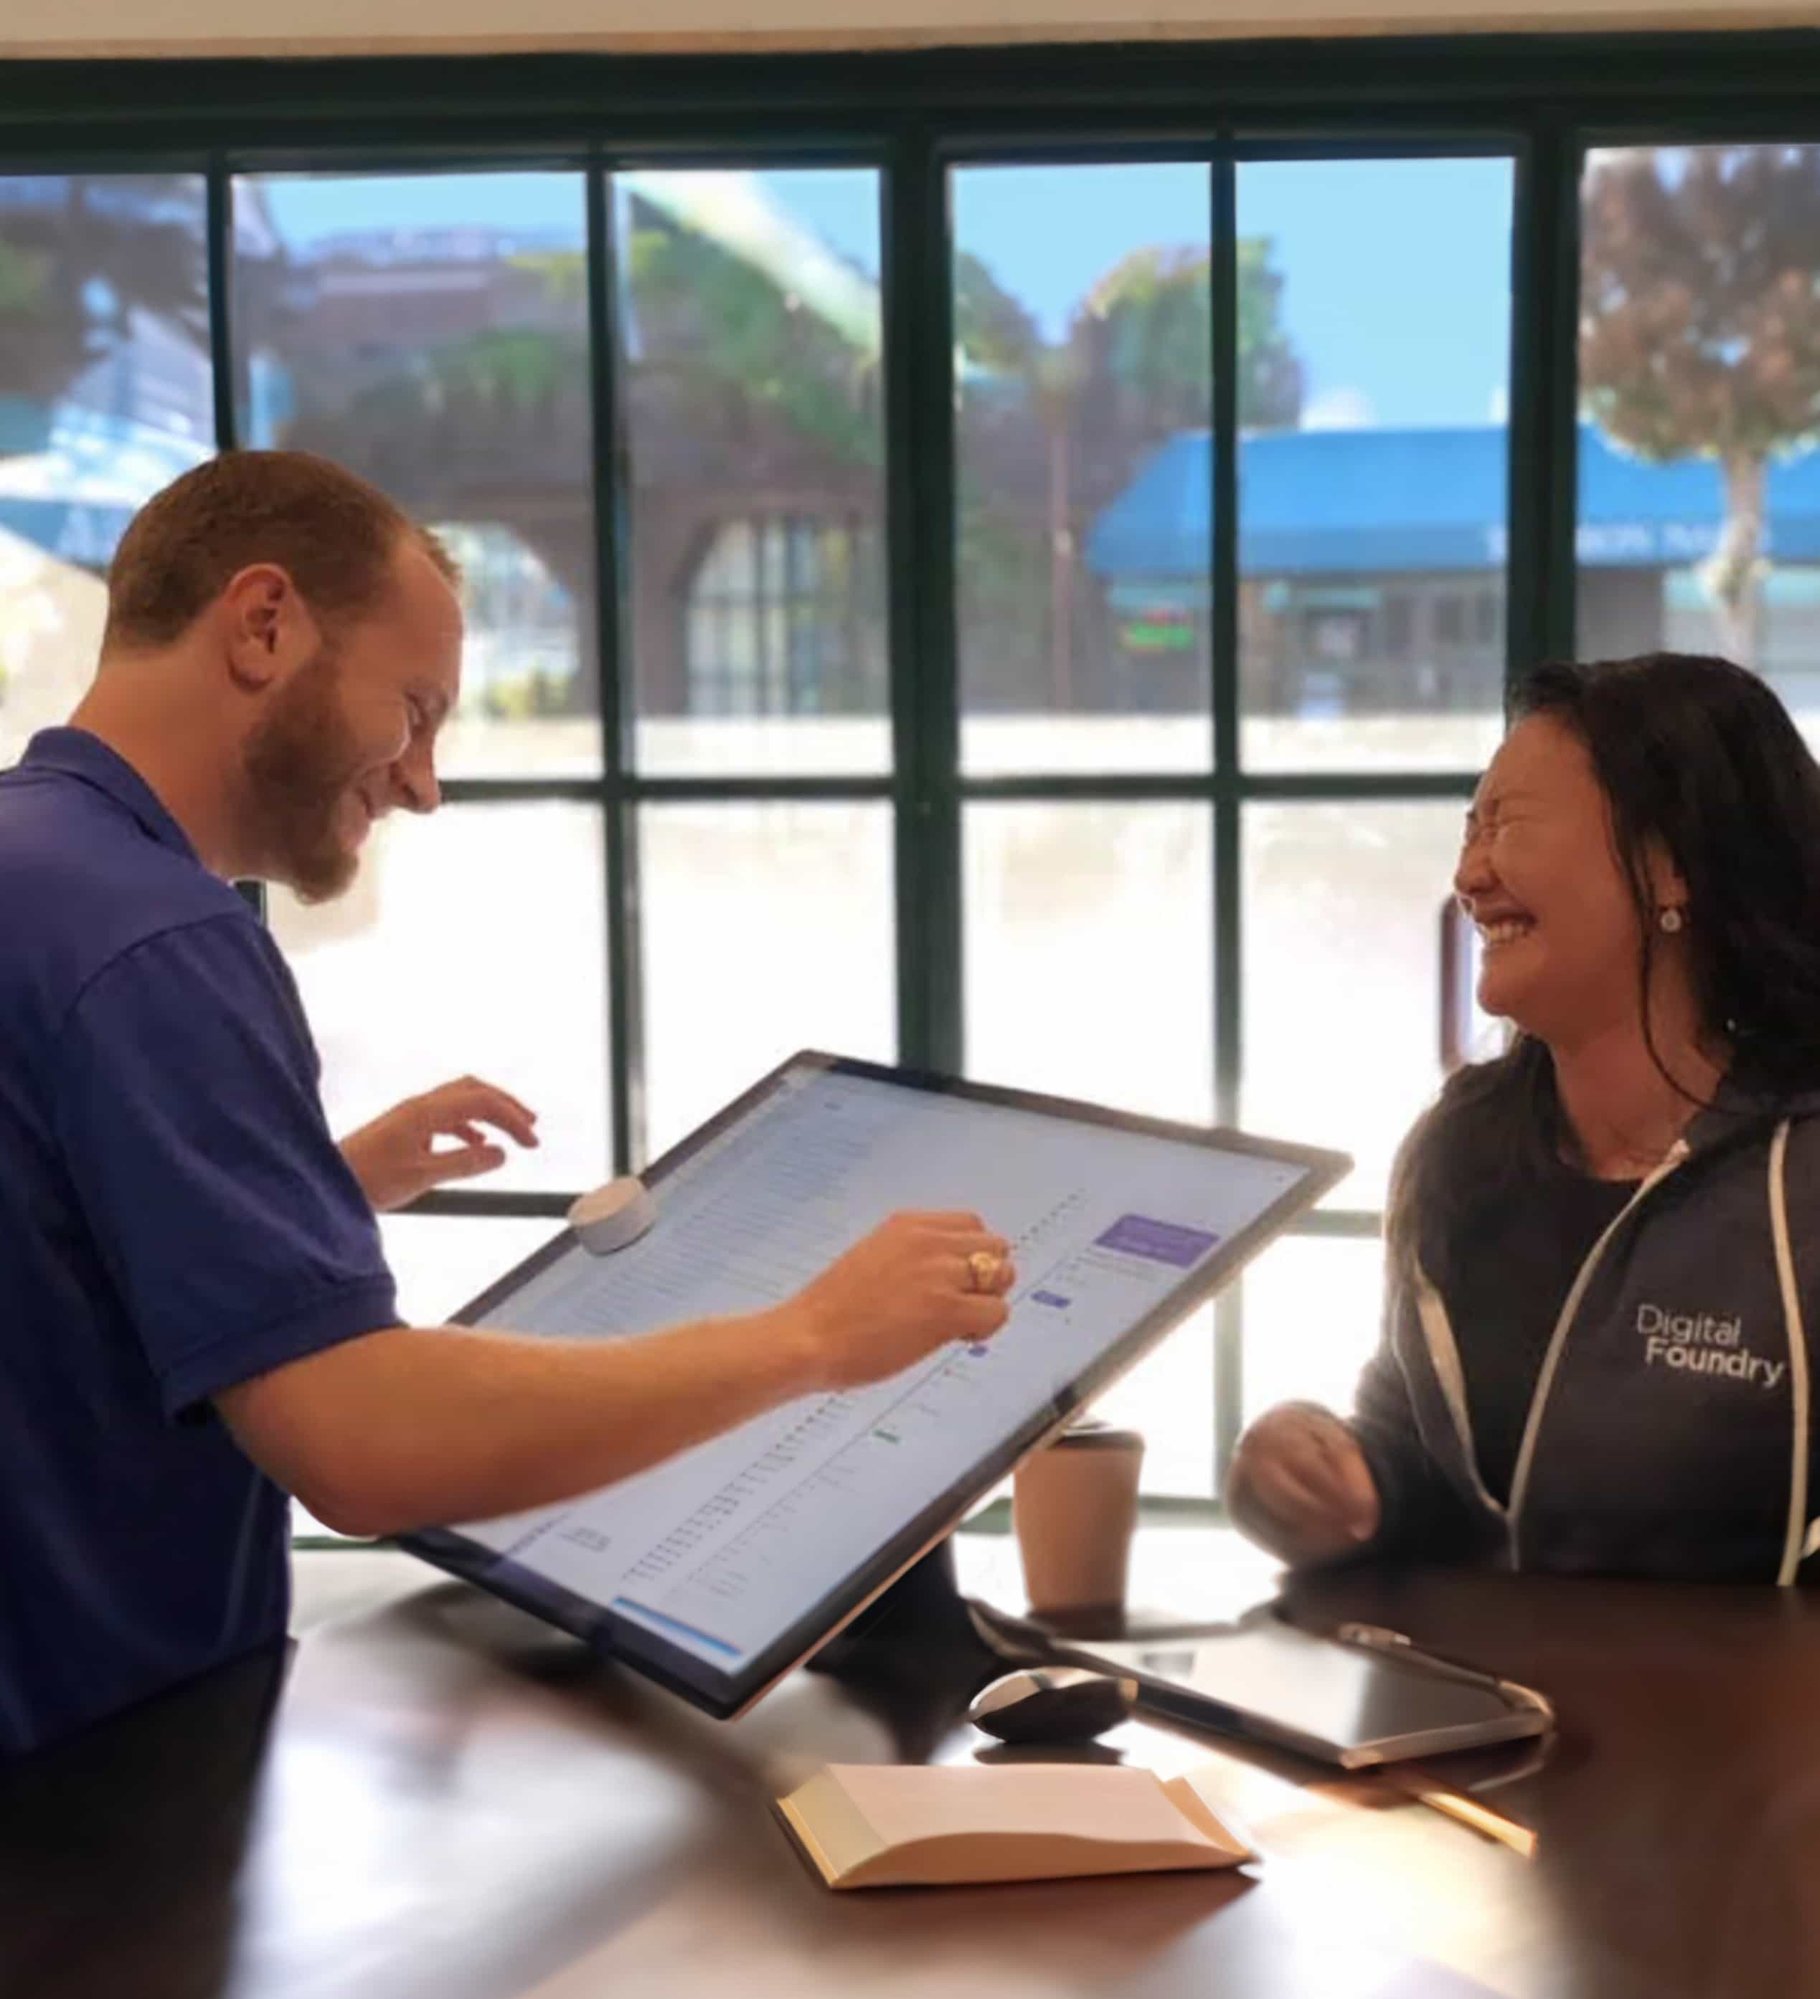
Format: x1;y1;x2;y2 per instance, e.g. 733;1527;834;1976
6;1534;1820;1999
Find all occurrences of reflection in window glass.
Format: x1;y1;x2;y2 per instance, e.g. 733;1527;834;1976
640;803;895;1158
1238;159;1513;772
269;802;610;1195
1241;1235;1383;1428
953;164;1215;776
967;1315;1215;1508
1096;1305;1215;1499
234;172;596;780
0;175;210;766
964;802;1214;1124
619;170;888;777
1579;145;1820;742
1243;802;1465;1209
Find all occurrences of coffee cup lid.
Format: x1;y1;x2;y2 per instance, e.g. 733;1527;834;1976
1048;1421;1145;1451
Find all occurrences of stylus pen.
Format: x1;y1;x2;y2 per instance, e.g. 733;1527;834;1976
1334;1622;1558;1729
1389;1770;1538;1859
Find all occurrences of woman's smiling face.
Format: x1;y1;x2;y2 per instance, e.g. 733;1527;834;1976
1454;711;1667;1046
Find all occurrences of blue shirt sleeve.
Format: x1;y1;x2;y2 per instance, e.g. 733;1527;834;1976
51;912;399;1418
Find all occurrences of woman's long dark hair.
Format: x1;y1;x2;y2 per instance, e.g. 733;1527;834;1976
1391;652;1820;1284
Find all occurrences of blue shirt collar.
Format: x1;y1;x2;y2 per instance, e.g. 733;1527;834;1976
20;727;203;867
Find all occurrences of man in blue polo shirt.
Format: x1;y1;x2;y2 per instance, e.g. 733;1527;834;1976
0;450;1015;1758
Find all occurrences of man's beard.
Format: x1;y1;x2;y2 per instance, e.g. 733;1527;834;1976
241;643;367;905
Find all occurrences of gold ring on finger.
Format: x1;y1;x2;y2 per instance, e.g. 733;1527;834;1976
966;1249;1002;1294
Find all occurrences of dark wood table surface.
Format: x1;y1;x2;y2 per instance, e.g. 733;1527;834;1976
7;1531;1820;1999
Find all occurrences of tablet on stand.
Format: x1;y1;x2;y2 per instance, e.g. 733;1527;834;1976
401;1051;1349;1719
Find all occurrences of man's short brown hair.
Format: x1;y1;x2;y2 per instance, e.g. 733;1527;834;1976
103;450;459;652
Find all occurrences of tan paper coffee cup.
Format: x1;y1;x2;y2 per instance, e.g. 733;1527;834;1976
1013;1423;1145;1615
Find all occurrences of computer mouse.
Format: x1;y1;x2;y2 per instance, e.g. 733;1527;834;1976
967;1666;1138;1744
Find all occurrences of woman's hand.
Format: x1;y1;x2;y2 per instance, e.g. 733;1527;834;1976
340;1077;539;1212
1228;1402;1381;1566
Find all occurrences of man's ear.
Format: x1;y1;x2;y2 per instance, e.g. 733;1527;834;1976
217;563;321;691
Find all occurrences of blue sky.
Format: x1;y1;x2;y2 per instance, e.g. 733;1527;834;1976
258;154;1513;431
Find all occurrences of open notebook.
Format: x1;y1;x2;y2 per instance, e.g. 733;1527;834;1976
774;1761;1253;1890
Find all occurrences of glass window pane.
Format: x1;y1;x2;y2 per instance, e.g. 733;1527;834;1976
964;802;1214;1123
620;170;888;778
379;1213;564;1328
640;803;895;1157
954;164;1213;778
1241;1235;1384;1427
1095;1304;1215;1500
967;1310;1215;1509
1578;144;1820;743
234;172;596;781
1239;158;1513;773
0;174;210;766
1243;802;1463;1209
269;802;610;1194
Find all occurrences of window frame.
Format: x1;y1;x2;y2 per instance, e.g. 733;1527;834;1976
5;34;1817;1502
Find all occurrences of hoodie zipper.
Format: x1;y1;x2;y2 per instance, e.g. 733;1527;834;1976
1768;1120;1809;1585
1408;1142;1693;1562
1502;1139;1692;1567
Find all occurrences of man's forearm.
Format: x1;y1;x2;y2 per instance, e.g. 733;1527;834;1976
221;1207;1018;1534
219;1309;820;1537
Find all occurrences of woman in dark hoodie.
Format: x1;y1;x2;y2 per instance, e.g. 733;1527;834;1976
1230;651;1820;1583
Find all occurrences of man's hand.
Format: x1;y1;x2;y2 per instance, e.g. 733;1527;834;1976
340;1076;539;1213
1227;1403;1381;1567
784;1210;1018;1390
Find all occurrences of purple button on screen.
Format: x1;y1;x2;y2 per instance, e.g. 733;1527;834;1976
1093;1214;1219;1268
1031;1289;1072;1308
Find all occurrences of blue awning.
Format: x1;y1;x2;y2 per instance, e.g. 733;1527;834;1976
1087;423;1820;580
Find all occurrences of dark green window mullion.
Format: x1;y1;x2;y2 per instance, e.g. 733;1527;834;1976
1238;771;1479;803
586;160;646;1177
1287;1208;1385;1241
1504;113;1582;692
208;155;270;927
884;129;963;1077
411;1189;576;1219
205;158;239;456
438;778;605;805
1209;151;1245;1495
611;776;894;805
957;771;1476;804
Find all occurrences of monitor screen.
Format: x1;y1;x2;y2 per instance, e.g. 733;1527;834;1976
402;1054;1349;1716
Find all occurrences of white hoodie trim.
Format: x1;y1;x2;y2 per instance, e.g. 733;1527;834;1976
1769;1120;1809;1588
1411;1266;1506;1520
1505;1139;1692;1568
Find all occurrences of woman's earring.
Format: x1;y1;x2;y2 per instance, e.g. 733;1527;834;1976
1659;906;1686;935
